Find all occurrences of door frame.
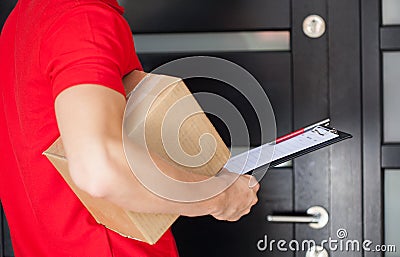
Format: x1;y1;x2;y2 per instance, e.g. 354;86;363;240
361;1;383;257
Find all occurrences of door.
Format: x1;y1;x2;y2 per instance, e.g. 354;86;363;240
0;0;365;256
119;1;363;257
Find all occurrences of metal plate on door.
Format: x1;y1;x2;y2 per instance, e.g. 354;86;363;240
303;15;326;38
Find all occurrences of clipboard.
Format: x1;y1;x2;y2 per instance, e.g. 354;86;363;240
269;125;352;168
224;125;352;175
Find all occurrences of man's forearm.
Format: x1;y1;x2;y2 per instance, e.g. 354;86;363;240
55;83;258;222
67;135;225;217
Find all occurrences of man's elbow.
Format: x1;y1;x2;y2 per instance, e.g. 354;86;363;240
67;153;117;199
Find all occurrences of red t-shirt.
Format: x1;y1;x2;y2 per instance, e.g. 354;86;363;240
0;0;179;256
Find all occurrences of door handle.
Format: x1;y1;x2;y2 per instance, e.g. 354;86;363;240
266;206;329;229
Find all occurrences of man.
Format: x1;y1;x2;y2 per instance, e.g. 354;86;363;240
0;0;259;256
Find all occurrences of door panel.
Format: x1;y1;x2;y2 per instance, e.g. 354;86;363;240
291;1;330;255
138;52;292;146
0;207;13;257
328;1;362;257
0;0;17;31
119;0;290;33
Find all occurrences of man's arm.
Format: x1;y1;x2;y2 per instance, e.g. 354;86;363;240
54;83;259;221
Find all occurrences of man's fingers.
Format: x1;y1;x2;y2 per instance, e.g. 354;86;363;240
226;207;252;222
252;182;260;191
211;173;260;222
244;174;260;189
252;195;258;206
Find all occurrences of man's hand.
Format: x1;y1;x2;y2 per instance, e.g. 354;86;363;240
210;171;259;221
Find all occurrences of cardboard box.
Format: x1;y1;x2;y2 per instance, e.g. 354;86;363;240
43;70;230;244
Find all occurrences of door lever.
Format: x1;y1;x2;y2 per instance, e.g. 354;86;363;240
266;206;329;229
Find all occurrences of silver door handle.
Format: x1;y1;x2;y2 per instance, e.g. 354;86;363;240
266;206;329;229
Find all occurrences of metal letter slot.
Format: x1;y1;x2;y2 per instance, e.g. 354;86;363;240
266;206;329;229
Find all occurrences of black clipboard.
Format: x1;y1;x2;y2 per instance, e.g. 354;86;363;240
224;125;353;175
269;126;352;168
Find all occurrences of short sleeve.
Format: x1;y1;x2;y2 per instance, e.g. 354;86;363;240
40;3;140;99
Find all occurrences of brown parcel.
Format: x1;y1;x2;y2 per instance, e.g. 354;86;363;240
43;70;231;245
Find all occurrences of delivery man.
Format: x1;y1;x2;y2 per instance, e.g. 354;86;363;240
0;0;259;256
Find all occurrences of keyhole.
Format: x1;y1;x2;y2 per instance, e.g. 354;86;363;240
303;15;326;38
310;19;318;33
